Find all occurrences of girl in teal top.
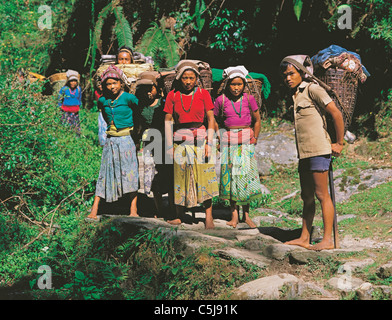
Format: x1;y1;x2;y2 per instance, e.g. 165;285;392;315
88;65;139;221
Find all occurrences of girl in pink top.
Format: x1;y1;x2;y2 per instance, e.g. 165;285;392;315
214;66;264;229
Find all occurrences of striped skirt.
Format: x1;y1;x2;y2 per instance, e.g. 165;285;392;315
95;135;139;202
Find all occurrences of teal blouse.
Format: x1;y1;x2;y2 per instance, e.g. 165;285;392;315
98;92;138;130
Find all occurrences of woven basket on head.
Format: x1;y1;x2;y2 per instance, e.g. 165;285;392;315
318;68;359;142
48;72;68;83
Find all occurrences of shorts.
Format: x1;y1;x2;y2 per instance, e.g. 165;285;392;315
298;154;331;172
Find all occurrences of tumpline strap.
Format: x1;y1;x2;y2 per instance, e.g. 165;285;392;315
282;57;350;121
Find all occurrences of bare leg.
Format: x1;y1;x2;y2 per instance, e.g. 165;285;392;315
227;200;239;228
204;199;214;229
129;192;139;217
310;171;335;250
285;171;315;249
87;196;101;220
242;204;257;228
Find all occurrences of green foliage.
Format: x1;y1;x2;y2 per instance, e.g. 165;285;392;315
209;8;264;54
194;0;207;32
293;0;304;21
92;1;113;55
0;0;71;73
136;18;181;68
113;5;134;50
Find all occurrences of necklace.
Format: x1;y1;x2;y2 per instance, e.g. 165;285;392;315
109;91;123;107
180;88;196;113
230;96;243;118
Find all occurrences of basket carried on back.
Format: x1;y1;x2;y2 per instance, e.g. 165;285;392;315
95;63;154;94
160;60;213;96
217;77;264;110
318;67;358;142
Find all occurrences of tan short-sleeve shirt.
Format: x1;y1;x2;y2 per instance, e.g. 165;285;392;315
293;81;333;159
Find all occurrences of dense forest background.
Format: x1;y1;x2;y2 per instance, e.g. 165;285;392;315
1;0;391;300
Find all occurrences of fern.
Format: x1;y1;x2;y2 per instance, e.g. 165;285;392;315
113;5;134;50
93;2;114;55
136;18;180;68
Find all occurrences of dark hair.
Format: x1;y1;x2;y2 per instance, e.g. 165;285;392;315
279;61;304;77
118;45;133;55
117;45;134;63
135;83;162;101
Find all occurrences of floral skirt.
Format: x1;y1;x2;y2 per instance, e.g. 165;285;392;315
173;143;219;208
219;143;263;205
61;111;80;135
95;135;139;202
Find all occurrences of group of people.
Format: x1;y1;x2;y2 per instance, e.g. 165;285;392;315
59;46;344;251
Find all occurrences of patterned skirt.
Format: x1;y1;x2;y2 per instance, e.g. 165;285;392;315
61;111;80;135
98;111;107;146
173;143;219;208
219;143;263;205
95;135;139;202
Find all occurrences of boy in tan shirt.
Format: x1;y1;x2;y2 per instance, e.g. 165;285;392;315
280;55;344;250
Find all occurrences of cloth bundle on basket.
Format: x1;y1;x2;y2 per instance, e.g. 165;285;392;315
311;45;370;141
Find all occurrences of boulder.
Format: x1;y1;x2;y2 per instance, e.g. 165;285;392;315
377;262;392;279
255;130;298;176
232;273;300;300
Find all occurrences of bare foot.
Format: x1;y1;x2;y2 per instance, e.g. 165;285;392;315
309;239;335;251
86;213;99;220
129;212;139;217
226;219;238;228
167;218;182;225
244;217;257;229
285;238;311;249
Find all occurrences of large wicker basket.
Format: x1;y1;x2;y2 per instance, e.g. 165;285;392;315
161;69;213;96
217;78;264;110
48;72;68;83
318;68;358;142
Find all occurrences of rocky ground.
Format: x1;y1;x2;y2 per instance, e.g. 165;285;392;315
97;205;392;300
94;124;392;300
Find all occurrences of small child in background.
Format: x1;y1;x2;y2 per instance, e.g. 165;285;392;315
58;69;82;135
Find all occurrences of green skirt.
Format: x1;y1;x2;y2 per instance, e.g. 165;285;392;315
219;143;264;205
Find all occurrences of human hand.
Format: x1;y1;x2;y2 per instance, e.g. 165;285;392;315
331;143;343;157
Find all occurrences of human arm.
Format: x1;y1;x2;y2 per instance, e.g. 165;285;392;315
325;101;344;157
57;87;65;107
164;113;174;160
248;94;261;144
251;109;261;144
205;109;215;158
